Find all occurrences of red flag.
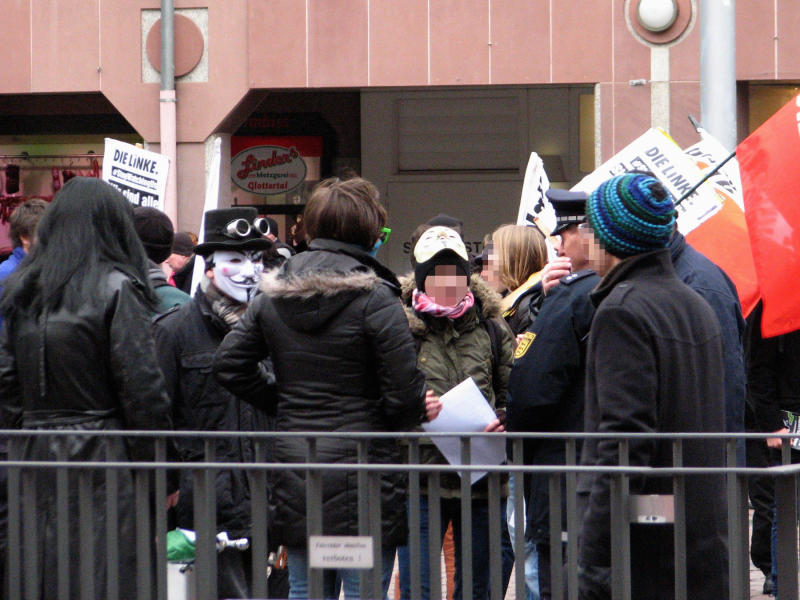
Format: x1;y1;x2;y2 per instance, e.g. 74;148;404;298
738;93;800;337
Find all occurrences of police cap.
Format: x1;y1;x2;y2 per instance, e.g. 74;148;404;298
546;188;588;235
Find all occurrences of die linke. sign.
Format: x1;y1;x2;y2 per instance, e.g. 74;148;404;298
231;144;307;196
308;536;374;569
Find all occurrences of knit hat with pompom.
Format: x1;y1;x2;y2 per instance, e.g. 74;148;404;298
586;173;676;258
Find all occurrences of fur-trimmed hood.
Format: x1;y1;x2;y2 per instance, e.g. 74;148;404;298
399;272;503;336
259;267;381;299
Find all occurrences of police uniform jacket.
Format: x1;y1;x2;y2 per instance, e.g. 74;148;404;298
506;268;599;544
578;249;728;600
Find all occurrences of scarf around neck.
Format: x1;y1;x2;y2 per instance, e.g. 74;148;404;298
412;289;475;319
205;283;249;327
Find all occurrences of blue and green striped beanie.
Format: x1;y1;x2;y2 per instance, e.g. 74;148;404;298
586;174;676;258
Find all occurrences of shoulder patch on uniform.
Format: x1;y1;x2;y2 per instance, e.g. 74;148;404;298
514;331;536;359
561;269;596;286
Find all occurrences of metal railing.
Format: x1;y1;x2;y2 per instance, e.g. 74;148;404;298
1;430;798;600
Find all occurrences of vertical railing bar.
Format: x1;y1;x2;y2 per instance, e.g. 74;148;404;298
251;439;269;599
611;438;631;600
738;473;751;597
409;439;422;600
79;468;96;600
513;437;526;600
305;437;324;600
783;439;791;465
194;439;217;600
368;467;383;599
105;443;119;600
549;473;564;600
776;473;799;600
357;439;370;599
488;471;502;600
56;439;70;600
566;438;579;600
726;438;745;600
672;439;687;600
7;443;21;600
428;470;442;600
460;436;473;600
155;438;168;600
22;469;38;600
134;469;150;600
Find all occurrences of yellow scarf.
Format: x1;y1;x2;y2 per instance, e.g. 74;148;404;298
501;271;543;317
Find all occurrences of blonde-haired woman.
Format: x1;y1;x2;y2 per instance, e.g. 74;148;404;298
484;224;548;335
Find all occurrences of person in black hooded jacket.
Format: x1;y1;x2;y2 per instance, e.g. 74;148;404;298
214;177;430;600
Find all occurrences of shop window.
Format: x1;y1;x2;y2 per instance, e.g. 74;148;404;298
397;96;520;172
579;93;596;173
749;84;800;133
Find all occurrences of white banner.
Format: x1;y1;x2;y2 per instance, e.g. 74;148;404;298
683;129;743;211
189;137;223;296
517;152;557;236
571;128;723;235
102;138;169;212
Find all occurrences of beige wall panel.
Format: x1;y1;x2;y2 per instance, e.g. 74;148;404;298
248;0;306;88
32;0;100;92
429;0;490;85
612;83;650;153
1;0;32;93
777;0;800;78
100;0;160;141
490;0;549;84
670;82;701;149
176;142;207;234
668;15;700;82
369;0;427;86
552;0;611;83
613;0;649;83
736;0;774;79
307;0;368;87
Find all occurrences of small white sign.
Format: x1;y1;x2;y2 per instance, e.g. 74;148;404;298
308;536;374;569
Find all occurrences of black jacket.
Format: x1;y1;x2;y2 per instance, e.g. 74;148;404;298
507;268;600;544
578;250;728;600
504;281;545;336
746;301;800;433
154;288;275;539
0;268;173;599
669;232;746;434
214;239;426;548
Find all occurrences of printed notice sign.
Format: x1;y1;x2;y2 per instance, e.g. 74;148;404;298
102;138;170;211
308;536;374;569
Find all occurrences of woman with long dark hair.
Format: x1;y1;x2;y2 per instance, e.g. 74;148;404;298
0;177;174;599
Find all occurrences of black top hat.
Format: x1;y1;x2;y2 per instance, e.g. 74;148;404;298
193;207;274;256
546;189;589;235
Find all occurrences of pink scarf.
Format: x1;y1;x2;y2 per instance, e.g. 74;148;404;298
413;290;475;319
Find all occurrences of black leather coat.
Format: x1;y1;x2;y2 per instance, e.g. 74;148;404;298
214;239;426;549
154;288;275;539
0;268;173;599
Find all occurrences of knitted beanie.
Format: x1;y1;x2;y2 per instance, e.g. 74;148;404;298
133;206;175;264
586;173;676;258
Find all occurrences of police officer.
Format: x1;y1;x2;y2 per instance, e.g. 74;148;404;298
506;189;600;600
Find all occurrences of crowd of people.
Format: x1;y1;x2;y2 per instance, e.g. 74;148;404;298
0;171;796;600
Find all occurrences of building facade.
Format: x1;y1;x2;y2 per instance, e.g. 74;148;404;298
1;0;797;274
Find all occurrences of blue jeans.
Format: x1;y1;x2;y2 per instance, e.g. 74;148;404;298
507;473;539;600
398;496;495;600
286;546;396;600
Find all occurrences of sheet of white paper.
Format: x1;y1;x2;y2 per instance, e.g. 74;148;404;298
421;378;506;484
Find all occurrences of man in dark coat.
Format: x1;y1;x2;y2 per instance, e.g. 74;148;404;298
154;207;275;599
577;173;728;600
507;190;600;600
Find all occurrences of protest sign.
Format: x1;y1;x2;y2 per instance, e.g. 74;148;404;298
517;152;556;235
572;128;723;235
190;137;222;296
683;133;760;317
102;138;170;211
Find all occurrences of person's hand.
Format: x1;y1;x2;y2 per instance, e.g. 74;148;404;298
425;390;443;422
542;258;572;294
484;419;506;433
768;428;789;449
166;490;180;510
515;333;526;346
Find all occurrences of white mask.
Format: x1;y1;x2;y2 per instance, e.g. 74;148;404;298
211;250;264;303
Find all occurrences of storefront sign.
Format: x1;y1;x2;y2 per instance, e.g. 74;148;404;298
308;536;374;569
102;138;169;211
231;145;307;196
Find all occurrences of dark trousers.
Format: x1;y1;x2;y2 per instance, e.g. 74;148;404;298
746;436;774;575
